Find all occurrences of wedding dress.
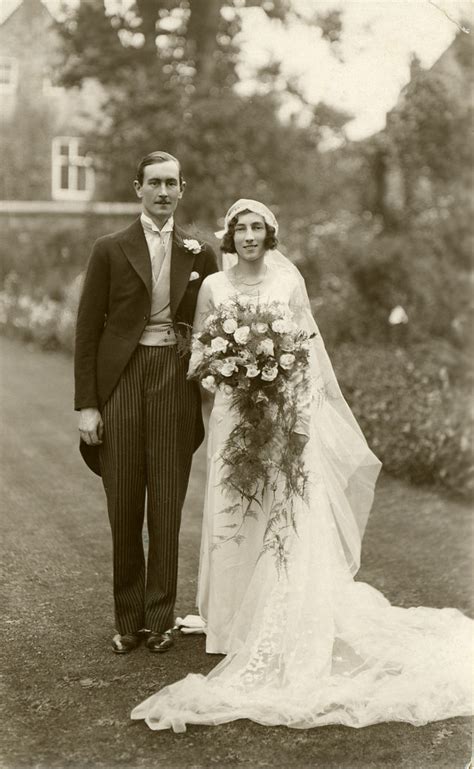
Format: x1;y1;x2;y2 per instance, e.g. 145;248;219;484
131;259;472;733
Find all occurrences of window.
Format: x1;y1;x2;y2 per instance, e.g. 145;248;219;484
0;57;18;93
51;137;95;201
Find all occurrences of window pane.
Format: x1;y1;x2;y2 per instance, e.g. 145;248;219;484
0;62;12;84
76;165;87;191
60;165;69;190
59;142;70;158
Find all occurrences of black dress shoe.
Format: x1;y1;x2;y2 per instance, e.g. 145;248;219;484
111;632;141;654
145;629;174;653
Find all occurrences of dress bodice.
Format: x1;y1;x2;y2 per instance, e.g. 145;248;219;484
202;269;300;312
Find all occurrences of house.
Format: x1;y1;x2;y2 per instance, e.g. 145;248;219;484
0;0;104;202
0;0;138;271
367;28;473;224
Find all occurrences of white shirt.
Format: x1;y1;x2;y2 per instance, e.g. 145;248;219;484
139;213;176;346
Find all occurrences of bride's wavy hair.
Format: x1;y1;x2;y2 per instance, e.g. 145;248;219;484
221;210;278;254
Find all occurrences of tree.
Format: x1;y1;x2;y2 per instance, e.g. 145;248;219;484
55;0;348;224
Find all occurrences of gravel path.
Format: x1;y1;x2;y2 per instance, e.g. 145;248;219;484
1;337;472;769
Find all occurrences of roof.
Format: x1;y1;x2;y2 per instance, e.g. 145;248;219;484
0;0;53;26
0;0;23;24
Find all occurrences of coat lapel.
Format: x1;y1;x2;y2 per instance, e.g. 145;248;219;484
119;218;152;298
170;225;195;317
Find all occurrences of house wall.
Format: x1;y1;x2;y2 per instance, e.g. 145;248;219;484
0;0;103;201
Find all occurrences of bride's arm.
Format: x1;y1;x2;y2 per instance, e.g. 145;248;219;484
288;279;315;445
188;277;214;377
192;277;214;335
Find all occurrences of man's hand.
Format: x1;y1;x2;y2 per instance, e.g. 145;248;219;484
78;408;104;446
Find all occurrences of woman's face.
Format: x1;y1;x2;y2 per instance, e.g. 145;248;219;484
233;212;267;263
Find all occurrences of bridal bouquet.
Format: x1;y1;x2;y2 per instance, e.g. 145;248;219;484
189;297;310;395
189;296;313;569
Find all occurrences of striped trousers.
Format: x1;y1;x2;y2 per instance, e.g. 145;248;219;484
99;345;196;635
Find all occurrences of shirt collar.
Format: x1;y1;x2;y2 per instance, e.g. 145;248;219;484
140;212;174;235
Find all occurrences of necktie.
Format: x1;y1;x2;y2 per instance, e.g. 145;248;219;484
149;232;166;283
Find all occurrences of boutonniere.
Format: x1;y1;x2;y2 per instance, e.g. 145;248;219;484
182;238;202;254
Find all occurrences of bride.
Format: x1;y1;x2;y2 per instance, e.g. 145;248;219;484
131;199;472;732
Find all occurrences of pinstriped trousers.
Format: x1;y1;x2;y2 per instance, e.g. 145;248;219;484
99;344;196;635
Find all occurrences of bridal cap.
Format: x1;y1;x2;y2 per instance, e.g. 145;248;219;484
215;199;279;239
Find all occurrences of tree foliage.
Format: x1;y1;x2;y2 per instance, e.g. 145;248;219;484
55;0;348;224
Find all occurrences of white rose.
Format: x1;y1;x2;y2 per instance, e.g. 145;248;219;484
272;318;296;334
201;375;216;393
256;339;274;356
222;384;233;397
280;335;295;352
261;366;278;382
211;359;224;373
245;364;260;378
211;336;228;353
220;361;237;377
183;238;202;254
233;325;250;344
223;318;238;334
279;353;296;370
252;322;268;334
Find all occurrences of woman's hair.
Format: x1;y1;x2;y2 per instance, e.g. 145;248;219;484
221;210;278;254
135;151;184;187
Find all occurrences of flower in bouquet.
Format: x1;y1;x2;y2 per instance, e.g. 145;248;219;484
223;318;238;334
211;336;229;353
245;364;260;378
256;338;274;356
202;375;217;393
234;325;250;344
279;353;296;370
220;360;237;377
261;365;278;382
281;335;295;352
272;318;296;334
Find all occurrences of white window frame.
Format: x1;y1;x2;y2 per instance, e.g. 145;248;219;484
0;57;18;93
51;137;95;201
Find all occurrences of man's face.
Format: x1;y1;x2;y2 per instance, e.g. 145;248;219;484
134;160;184;226
233;212;267;263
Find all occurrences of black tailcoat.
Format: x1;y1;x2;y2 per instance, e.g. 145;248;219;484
74;217;218;474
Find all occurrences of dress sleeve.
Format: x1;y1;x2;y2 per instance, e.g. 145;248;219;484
288;278;314;437
192;275;214;334
188;276;215;377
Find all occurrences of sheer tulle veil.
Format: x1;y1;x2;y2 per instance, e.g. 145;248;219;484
223;240;381;575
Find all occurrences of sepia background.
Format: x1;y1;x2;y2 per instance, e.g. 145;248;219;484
1;1;472;768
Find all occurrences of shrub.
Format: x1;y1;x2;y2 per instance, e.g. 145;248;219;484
332;342;473;498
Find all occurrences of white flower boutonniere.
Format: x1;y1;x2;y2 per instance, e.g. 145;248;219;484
183;238;202;254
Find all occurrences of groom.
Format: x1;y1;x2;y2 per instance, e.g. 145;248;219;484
74;151;217;653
